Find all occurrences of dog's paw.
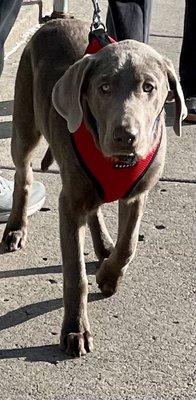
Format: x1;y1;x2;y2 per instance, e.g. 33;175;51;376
96;259;122;297
2;228;27;252
60;331;93;357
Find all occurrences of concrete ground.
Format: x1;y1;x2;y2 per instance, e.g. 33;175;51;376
0;0;195;399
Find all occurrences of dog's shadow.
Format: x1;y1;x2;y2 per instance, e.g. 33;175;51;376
0;344;67;364
0;259;104;363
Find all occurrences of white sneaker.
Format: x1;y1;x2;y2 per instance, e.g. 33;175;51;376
0;176;45;223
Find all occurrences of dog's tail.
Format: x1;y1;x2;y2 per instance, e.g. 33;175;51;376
41;146;54;171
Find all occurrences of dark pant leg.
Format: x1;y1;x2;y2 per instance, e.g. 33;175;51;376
106;0;152;43
0;0;23;74
179;0;196;97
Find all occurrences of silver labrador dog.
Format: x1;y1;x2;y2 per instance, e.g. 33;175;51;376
3;19;187;356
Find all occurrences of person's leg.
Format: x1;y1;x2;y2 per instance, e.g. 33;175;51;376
53;0;68;14
179;0;196;98
0;0;23;74
41;0;68;22
106;0;152;43
179;0;196;121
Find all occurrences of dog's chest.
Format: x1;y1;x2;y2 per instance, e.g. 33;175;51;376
71;122;161;203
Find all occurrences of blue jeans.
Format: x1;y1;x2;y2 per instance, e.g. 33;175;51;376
0;0;22;74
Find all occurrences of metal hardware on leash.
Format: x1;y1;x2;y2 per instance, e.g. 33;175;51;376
91;0;105;31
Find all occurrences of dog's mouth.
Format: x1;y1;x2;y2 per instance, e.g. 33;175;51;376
111;154;137;168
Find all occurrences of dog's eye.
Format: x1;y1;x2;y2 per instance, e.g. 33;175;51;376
143;83;154;93
100;83;111;93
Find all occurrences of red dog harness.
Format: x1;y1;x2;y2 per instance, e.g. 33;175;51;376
71;30;162;203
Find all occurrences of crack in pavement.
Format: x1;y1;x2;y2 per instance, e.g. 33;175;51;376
160;178;196;184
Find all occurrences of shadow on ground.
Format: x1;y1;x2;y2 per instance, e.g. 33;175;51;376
0;100;13;116
0;344;67;364
0;100;13;139
0;259;102;362
0;121;12;139
0;260;101;324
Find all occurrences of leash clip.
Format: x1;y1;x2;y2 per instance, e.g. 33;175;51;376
91;0;105;31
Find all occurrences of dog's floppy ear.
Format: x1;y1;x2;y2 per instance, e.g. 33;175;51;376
164;58;187;136
52;54;94;133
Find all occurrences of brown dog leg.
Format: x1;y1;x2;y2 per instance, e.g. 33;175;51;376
59;190;93;357
96;192;148;297
3;127;41;251
41;146;54;171
3;48;42;251
88;207;114;261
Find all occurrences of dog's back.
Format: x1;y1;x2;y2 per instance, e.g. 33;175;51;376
14;19;89;137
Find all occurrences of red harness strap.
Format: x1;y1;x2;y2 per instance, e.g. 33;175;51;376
72;30;161;203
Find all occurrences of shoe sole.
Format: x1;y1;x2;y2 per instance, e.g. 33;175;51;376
0;196;46;223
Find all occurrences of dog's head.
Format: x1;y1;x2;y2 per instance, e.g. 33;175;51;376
52;40;187;161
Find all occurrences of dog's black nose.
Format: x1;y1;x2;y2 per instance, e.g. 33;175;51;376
113;126;136;145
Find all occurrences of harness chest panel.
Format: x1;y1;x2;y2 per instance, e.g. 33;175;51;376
71;31;161;203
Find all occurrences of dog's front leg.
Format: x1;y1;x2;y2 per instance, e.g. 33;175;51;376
96;192;148;297
88;207;114;261
59;190;93;357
